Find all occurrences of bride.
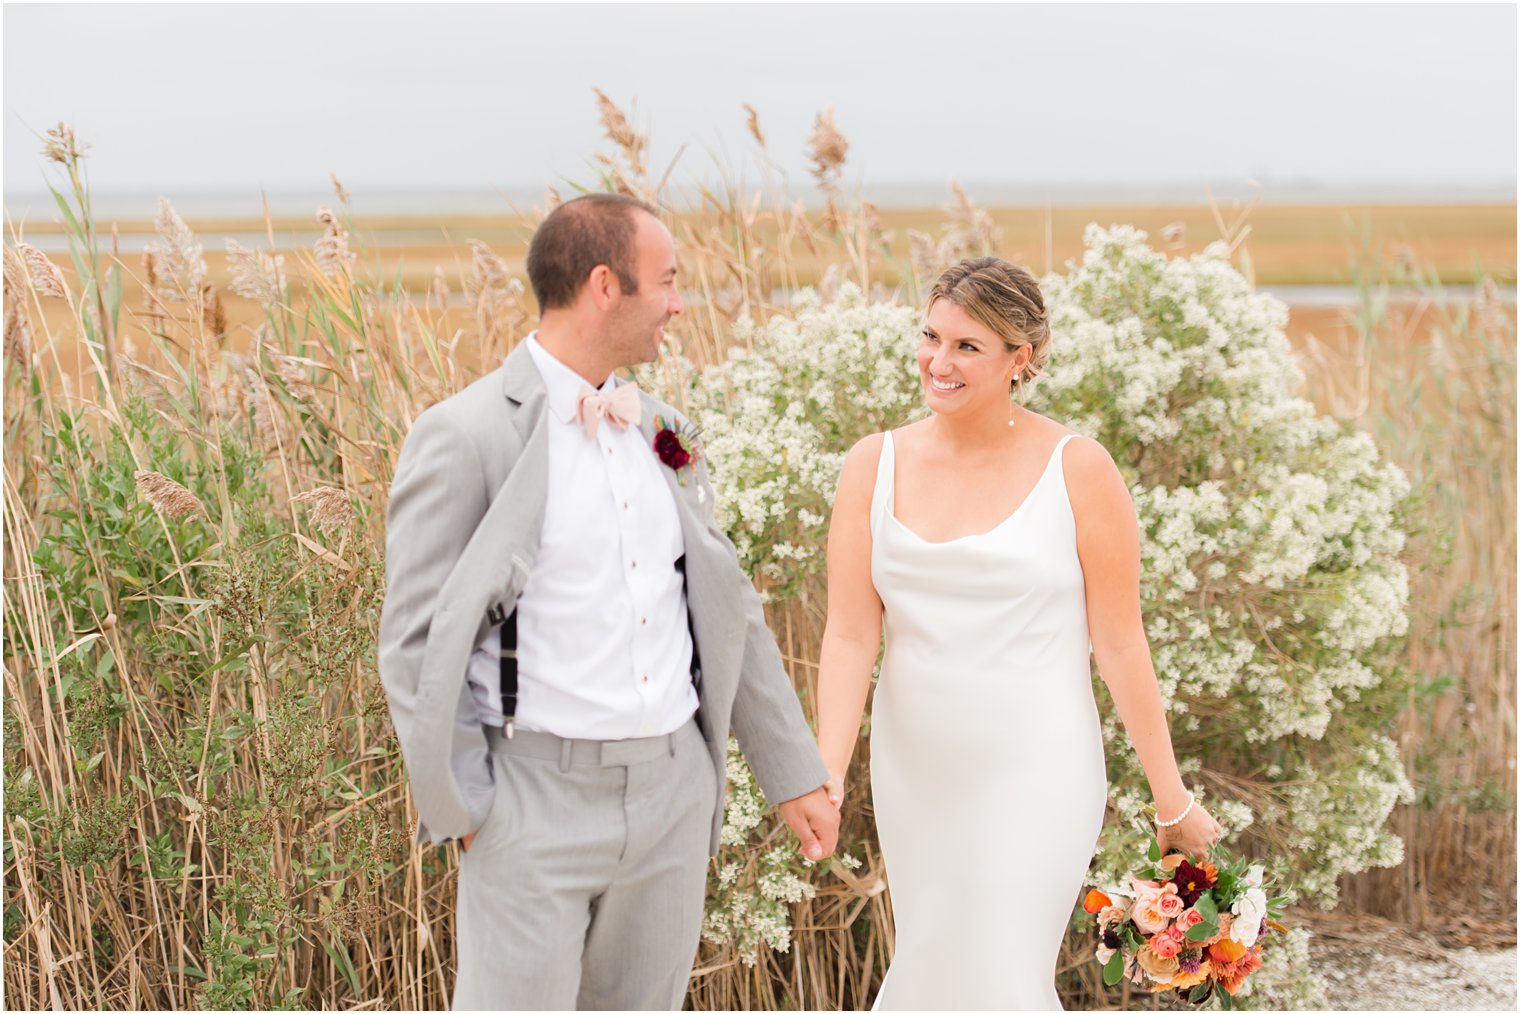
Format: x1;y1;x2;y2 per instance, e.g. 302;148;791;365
815;257;1224;1010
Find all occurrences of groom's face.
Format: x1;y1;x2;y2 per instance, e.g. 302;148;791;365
606;212;683;366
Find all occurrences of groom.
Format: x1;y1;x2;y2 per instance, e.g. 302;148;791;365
378;193;836;1010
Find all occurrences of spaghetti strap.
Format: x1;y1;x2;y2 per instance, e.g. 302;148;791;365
868;431;897;535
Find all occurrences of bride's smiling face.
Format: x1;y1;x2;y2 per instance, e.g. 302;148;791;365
917;298;1021;414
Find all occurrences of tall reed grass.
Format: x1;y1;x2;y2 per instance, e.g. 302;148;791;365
3;106;1514;1010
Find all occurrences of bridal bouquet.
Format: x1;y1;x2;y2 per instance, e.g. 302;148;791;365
1083;839;1291;1008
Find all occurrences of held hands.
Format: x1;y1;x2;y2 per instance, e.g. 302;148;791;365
777;785;841;861
1156;800;1225;860
824;771;846;810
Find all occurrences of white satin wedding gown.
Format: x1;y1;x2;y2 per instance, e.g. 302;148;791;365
868;430;1109;1011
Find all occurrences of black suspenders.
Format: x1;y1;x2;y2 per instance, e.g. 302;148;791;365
486;604;519;738
486;557;705;740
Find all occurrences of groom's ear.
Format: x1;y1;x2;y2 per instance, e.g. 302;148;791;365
585;264;619;311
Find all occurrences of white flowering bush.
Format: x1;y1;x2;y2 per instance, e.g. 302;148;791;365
1033;226;1414;907
700;738;826;964
685;286;924;599
668;228;1413;995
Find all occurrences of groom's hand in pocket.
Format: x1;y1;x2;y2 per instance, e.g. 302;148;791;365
777;786;840;861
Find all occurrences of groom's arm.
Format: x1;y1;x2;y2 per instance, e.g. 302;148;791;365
378;406;495;845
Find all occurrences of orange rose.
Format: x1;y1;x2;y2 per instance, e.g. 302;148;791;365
1083;888;1112;914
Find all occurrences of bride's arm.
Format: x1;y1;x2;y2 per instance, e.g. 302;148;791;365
816;434;887;805
1065;436;1223;856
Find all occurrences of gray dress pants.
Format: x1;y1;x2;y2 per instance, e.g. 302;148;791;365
452;718;716;1011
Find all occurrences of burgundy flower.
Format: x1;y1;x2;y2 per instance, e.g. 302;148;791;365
654;428;691;470
1170;860;1212;907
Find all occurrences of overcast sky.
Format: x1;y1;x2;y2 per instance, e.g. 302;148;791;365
4;2;1516;211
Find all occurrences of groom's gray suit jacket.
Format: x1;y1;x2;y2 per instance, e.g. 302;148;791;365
378;342;828;851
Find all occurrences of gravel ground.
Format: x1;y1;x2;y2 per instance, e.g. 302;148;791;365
1313;937;1517;1011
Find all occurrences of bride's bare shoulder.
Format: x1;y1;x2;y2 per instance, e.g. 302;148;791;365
1057;429;1129;511
836;431;889;502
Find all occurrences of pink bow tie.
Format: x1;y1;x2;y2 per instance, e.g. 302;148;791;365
576;382;642;439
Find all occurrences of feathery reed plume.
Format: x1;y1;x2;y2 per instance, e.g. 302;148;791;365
861;199;883;243
593;88;647;178
314;208;355;279
908;229;938;281
806;107;849;191
2;245;24;293
742;103;766;148
239;358;285;449
200;284;227;341
275;354;321;410
143;198;207;300
468;239;528;342
41;122;85;165
469;239;511;289
16;244;68;298
4;299;30;364
291;486;355;535
938;180;1000;262
135;470;205;519
225;240;287;302
331;173;351;204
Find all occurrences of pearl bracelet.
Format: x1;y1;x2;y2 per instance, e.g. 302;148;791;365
1155;792;1195;828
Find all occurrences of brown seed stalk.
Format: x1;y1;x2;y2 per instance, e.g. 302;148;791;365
291;486;355;535
135;470;205;520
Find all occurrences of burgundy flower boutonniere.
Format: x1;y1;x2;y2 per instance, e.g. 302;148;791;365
652;414;703;486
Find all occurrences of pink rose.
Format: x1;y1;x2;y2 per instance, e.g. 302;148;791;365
1130;880;1181;933
1131;897;1170;934
1149;931;1182;959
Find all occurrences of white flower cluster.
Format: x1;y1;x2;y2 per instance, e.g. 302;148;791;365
1272;734;1414;905
682;285;924;598
702;738;819;964
1246;925;1327;1009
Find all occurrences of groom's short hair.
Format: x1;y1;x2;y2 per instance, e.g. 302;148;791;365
527;193;659;311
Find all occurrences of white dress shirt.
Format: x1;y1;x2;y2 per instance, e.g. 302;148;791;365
465;334;699;740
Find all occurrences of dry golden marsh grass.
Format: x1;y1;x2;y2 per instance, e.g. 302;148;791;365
3;114;1515;1009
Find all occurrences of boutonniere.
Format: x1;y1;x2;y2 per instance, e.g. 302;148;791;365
652;414;703;486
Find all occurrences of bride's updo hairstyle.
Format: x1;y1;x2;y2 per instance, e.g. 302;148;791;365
927;257;1051;395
